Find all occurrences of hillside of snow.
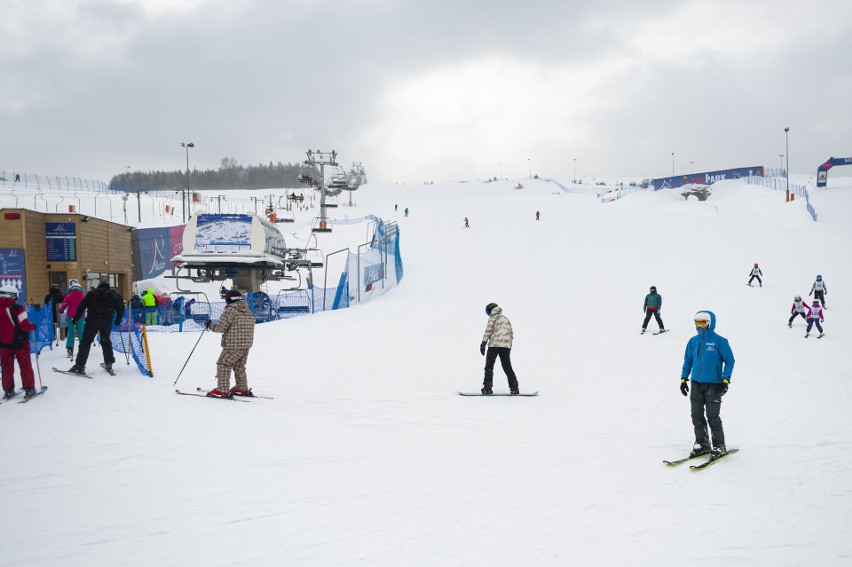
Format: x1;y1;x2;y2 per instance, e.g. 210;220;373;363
2;176;851;566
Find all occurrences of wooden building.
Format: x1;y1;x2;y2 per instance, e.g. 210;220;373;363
0;209;133;304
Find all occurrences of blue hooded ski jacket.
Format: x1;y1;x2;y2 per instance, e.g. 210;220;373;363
681;310;735;383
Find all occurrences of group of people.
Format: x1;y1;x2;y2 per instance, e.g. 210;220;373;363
788;274;828;338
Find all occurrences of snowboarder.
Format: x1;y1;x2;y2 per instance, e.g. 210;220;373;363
809;275;827;309
535;211;540;221
641;285;665;334
680;310;735;458
747;263;763;287
59;279;85;357
0;285;38;399
69;282;125;375
804;300;825;338
203;289;255;398
479;302;519;395
463;217;469;228
788;295;808;327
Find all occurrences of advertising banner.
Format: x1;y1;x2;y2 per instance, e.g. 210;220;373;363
194;214;252;253
816;157;852;187
0;248;27;304
132;225;187;281
653;166;764;190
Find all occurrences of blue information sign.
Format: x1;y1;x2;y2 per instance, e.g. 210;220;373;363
46;222;77;261
0;248;27;304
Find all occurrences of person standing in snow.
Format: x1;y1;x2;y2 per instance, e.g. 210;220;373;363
641;285;665;334
0;285;38;399
788;295;808;328
203;289;256;398
69;282;125;375
680;311;735;458
480;302;519;395
535;211;540;221
59;279;85;358
44;283;64;338
464;217;469;228
804;300;825;338
809;275;827;309
747;263;763;287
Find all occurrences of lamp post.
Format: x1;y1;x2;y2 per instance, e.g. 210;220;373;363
528;158;531;179
784;127;790;197
573;158;576;183
671;152;675;176
180;142;194;223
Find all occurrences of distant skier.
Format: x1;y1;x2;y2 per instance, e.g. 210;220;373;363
809;275;827;308
641;285;665;334
0;285;38;399
787;295;808;327
480;303;519;395
804;300;825;338
203;289;256;398
463;217;469;228
69;282;125;375
535;211;540;221
747;263;763;287
680;311;735;458
404;207;409;217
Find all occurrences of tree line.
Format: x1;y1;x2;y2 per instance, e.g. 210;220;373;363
108;158;319;192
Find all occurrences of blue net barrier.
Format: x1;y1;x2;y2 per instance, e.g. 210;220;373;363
27;303;54;355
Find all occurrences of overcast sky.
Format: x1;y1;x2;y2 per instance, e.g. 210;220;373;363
2;0;851;185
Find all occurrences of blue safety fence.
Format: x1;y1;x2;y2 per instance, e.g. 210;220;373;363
112;313;154;377
745;175;818;221
143;220;401;332
27;303;55;355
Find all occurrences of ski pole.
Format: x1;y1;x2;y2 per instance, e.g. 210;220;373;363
33;352;44;391
173;327;207;386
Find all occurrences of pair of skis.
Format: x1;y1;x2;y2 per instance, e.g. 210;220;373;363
175;387;274;401
51;364;116;379
1;386;49;405
664;448;739;471
641;329;668;335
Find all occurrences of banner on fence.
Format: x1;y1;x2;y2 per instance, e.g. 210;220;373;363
132;225;186;281
653;166;764;190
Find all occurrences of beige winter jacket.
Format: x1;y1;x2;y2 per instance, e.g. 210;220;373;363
210;299;255;350
482;306;514;348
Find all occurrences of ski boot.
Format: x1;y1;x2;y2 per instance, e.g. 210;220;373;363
510;387;520;395
67;348;73;358
788;322;792;328
689;442;711;458
206;388;231;398
481;386;493;395
68;364;86;375
229;386;254;397
641;328;646;335
819;333;825;338
23;388;37;399
805;332;810;338
711;443;727;458
3;389;15;400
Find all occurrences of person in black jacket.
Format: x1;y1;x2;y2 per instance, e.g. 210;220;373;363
44;283;64;338
69;282;125;375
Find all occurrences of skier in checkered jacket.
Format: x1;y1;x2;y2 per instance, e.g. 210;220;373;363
204;289;255;398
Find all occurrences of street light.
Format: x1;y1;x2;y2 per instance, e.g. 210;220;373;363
528;158;532;179
671;152;675;176
180;142;194;223
573;158;576;183
784;127;790;195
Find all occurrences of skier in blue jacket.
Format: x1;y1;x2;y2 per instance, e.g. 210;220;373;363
680;310;735;458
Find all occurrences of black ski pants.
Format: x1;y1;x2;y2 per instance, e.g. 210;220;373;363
813;290;826;307
642;309;664;331
690;382;724;447
483;347;518;390
788;312;806;325
748;275;762;285
76;317;115;367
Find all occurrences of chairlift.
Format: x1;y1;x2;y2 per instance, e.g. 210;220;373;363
324;194;339;208
274;210;295;223
311;217;333;233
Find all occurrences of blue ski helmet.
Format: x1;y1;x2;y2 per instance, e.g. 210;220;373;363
816;274;822;280
485;302;498;315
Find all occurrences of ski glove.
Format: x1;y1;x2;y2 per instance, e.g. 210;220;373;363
480;341;486;356
680;379;689;396
719;379;730;396
114;318;122;326
204;319;212;329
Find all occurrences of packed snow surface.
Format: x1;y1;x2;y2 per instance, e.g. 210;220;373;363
2;176;851;565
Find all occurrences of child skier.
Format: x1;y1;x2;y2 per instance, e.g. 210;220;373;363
747;263;763;287
809;275;827;309
788;295;808;327
0;285;38;399
805;300;825;338
641;285;665;334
